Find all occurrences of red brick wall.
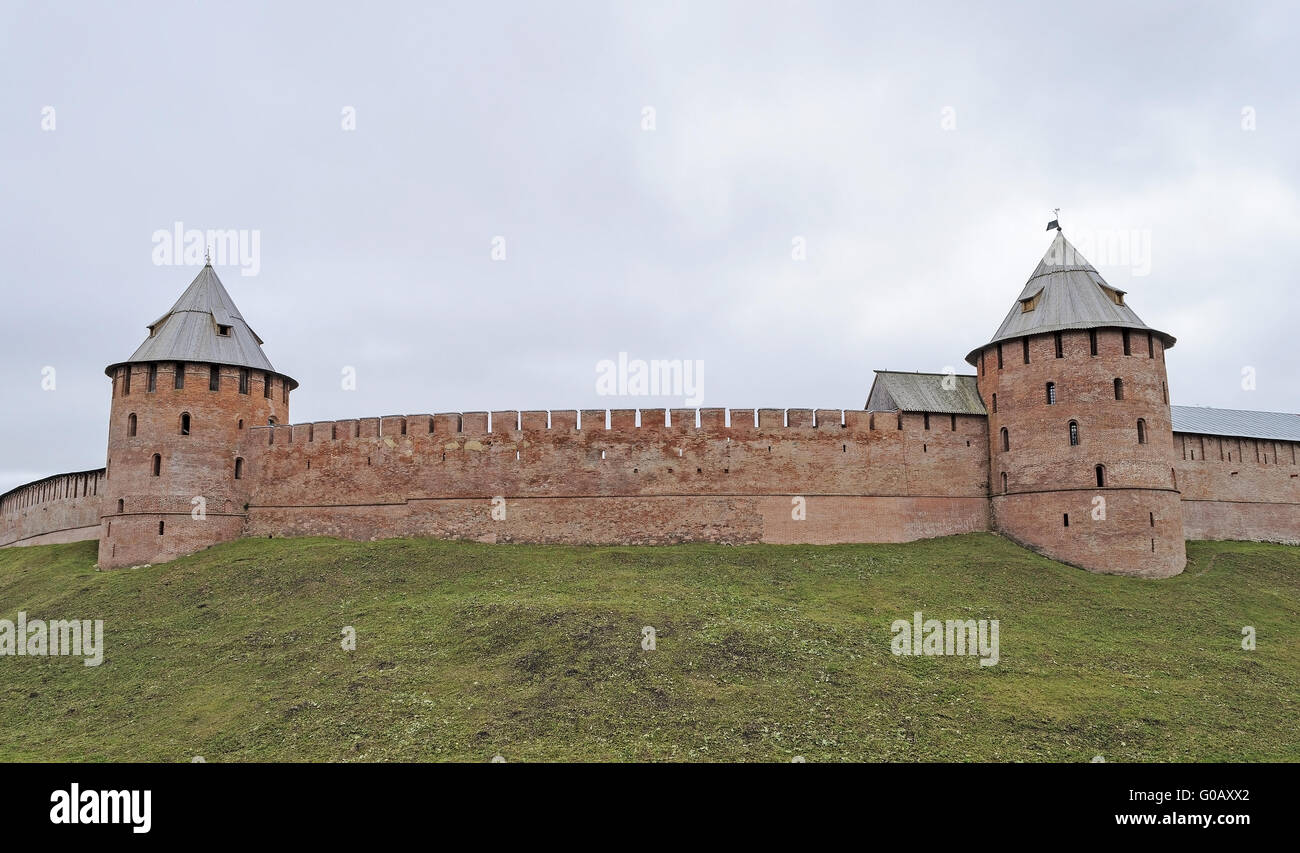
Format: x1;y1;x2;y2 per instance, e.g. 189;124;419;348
239;408;991;546
1173;432;1300;544
0;470;104;548
977;328;1186;576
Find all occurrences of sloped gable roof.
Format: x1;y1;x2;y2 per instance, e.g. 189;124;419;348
1171;406;1300;442
866;371;986;415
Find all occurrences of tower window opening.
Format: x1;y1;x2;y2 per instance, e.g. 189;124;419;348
1095;464;1106;487
158;521;165;536
1122;330;1132;355
1162;382;1168;404
175;362;185;389
234;457;244;480
180;412;191;435
400;418;408;436
923;413;930;430
1001;472;1008;493
950;414;957;431
239;369;250;395
151;454;161;476
991;393;997;413
1147;333;1154;358
122;368;131;395
264;372;272;398
897;413;902;430
117;499;124;513
1023;338;1030;364
1151;538;1155;552
1046;382;1056;404
996;344;1003;370
1068;420;1079;446
1054;332;1063;358
127;413;137;437
1089;330;1098;356
147;364;157;392
1000;427;1009;452
1149;512;1155;527
1114;378;1124;400
210;365;220;391
1137;418;1146;444
217;324;232;337
1063;513;1069;527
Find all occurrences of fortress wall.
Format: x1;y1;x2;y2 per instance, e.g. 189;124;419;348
1173;432;1300;544
240;408;991;545
0;470;105;548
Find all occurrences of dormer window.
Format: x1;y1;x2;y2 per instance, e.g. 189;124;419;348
1098;283;1125;306
217;324;233;337
1019;289;1043;313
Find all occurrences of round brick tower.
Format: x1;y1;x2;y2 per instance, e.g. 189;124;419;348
967;230;1185;577
98;263;296;569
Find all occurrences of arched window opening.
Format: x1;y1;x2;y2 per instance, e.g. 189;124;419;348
158;521;165;536
1001;472;1008;494
1095;464;1106;487
1068;421;1079;446
234;457;244;480
1000;427;1009;452
1114;378;1124;400
180;413;191;435
151;454;161;477
1046;382;1056;404
127;413;137;437
1137;419;1147;444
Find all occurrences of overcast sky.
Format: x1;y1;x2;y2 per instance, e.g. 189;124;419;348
1;1;1297;494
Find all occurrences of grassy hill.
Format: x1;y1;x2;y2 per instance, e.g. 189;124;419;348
0;534;1296;762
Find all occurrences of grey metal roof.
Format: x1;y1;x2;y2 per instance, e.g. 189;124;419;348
866;370;986;415
1171;405;1300;442
106;264;293;384
965;230;1175;365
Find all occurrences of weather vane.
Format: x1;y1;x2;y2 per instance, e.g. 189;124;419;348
205;246;211;264
1046;209;1061;232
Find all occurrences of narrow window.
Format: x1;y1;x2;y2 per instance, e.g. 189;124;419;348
400;418;408;436
923;413;930;430
152;454;161;476
158;521;165;535
180;412;191;435
1069;420;1079;446
1089;330;1098;356
1063;513;1069;527
234;457;244;480
1054;332;1063;359
237;419;243;430
1000;427;1009;452
1001;472;1008;493
1136;418;1146;444
950;414;957;431
175;362;185;389
239;369;249;395
980;352;985;376
117;498;124;513
263;372;272;398
1046;382;1056;404
1147;333;1154;358
1114;378;1124;400
127;413;137;437
332;424;339;440
1095;464;1106;487
1162;382;1167;404
1149;512;1154;527
122;367;131;395
996;344;1003;370
1122;330;1131;355
897;413;902;430
210;365;220;391
282;384;288;405
1022;338;1030;364
147;364;157;392
991;393;997;414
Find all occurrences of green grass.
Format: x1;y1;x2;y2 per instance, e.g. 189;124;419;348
0;534;1296;762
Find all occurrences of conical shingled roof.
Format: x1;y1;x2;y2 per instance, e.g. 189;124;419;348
105;264;295;386
964;230;1175;366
